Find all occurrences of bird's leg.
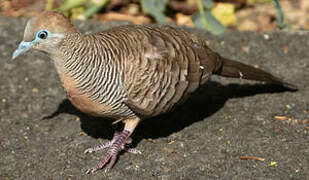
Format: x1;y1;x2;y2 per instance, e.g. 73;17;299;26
84;131;140;154
86;117;141;174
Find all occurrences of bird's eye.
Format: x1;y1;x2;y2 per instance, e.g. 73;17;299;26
37;30;48;39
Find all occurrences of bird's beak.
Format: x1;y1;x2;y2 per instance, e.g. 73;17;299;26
11;41;35;60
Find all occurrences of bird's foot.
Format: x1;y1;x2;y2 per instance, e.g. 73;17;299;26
85;130;141;174
84;131;141;154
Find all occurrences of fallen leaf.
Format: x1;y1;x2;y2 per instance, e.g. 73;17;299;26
275;126;281;131
274;116;287;121
269;161;277;167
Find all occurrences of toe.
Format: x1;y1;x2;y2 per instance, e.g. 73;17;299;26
84;148;93;154
85;168;96;174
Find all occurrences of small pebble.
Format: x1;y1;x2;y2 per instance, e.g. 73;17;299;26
32;88;38;93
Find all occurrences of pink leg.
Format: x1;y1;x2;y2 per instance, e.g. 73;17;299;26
84;141;113;154
84;131;140;154
84;132;121;154
85;130;141;174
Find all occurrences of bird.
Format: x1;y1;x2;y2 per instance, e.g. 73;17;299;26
12;11;297;173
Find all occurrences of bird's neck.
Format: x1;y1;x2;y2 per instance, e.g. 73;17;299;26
51;32;125;100
52;33;108;73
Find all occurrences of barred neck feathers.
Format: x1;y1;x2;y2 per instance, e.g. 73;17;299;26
57;33;127;109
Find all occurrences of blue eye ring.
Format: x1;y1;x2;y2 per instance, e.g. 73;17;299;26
37;30;48;39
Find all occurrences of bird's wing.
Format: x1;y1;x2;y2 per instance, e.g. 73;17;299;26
122;26;210;117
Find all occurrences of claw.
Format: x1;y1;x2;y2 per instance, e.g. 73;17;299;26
104;168;110;173
85;168;96;174
85;130;141;172
125;147;142;154
84;139;114;154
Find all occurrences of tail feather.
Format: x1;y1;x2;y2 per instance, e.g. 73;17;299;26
213;57;297;90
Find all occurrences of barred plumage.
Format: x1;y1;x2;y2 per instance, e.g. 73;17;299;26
13;11;296;173
53;25;213;118
57;33;133;117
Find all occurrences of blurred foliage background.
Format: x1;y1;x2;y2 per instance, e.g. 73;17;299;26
1;0;309;34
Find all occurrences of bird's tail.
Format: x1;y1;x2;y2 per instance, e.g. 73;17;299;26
213;57;297;90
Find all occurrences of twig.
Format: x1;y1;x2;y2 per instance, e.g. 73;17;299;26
239;156;265;161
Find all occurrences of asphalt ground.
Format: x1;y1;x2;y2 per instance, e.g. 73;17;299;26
0;16;308;179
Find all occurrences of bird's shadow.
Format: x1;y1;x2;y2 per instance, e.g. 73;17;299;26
42;80;295;144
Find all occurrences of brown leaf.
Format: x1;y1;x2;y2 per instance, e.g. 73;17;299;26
275;126;281;131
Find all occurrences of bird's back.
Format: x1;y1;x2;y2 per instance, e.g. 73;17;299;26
97;25;218;117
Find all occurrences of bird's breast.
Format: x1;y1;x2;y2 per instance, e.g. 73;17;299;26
58;71;112;117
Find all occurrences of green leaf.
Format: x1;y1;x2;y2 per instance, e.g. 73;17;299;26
141;0;168;23
202;0;213;9
192;1;226;35
82;0;111;19
270;0;287;29
57;0;87;12
204;11;226;34
46;0;55;10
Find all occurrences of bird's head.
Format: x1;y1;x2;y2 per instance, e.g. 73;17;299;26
12;11;75;60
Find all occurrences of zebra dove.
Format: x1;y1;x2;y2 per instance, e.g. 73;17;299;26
12;11;296;173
